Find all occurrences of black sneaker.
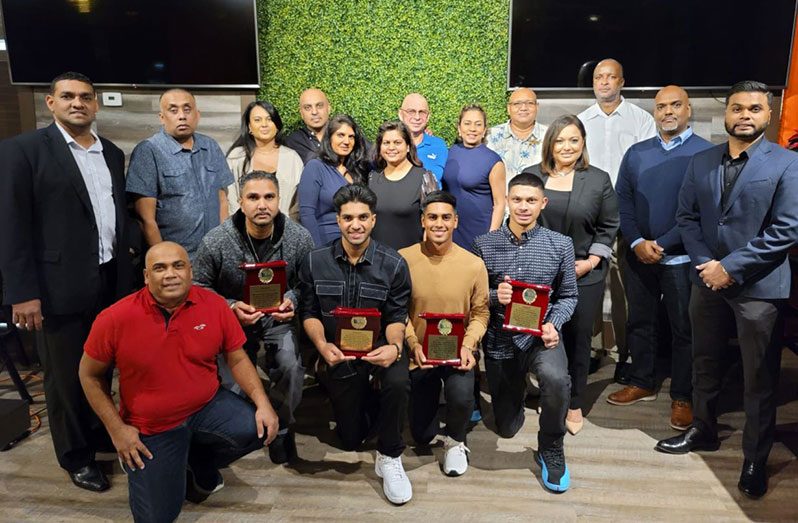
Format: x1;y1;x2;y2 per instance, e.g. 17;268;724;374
536;445;570;493
268;431;298;464
185;466;224;504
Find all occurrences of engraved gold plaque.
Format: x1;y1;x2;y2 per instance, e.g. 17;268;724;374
427;335;459;361
508;302;541;330
249;284;281;309
340;329;374;352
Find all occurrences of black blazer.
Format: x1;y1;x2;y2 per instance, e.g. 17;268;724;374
523;164;620;286
0;123;132;315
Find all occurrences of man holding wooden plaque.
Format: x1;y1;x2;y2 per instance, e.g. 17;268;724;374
298;184;413;505
399;191;489;477
472;173;578;493
193;171;314;464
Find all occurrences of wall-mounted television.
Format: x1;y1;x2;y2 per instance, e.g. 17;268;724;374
509;0;798;91
1;0;260;88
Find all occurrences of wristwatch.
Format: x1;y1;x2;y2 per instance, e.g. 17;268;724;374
392;343;402;361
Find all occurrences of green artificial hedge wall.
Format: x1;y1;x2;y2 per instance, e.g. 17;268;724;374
256;0;511;144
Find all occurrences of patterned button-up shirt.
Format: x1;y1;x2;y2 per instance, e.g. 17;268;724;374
472;222;578;359
486;120;549;183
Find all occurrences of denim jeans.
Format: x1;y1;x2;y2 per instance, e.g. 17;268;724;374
625;256;692;401
409;366;474;444
124;388;264;523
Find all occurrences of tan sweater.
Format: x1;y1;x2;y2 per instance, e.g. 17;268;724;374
399;242;490;351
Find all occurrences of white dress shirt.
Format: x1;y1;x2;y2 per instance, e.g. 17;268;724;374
55;122;116;264
577;97;656;186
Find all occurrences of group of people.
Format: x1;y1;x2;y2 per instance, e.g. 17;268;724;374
1;56;796;522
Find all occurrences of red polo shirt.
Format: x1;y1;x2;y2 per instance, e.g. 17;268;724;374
84;286;246;435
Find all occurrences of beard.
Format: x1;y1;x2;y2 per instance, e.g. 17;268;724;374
725;120;767;142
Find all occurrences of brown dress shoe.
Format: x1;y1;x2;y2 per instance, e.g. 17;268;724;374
670;400;693;431
606;385;657;406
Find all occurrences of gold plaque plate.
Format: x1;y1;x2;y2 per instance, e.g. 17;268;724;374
427;335;459;360
508;302;541;330
249;284;281;309
340;329;373;352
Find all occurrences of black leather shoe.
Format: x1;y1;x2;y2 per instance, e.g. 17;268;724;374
269;431;298;464
614;361;631;385
69;463;110;492
738;459;768;499
655;426;720;454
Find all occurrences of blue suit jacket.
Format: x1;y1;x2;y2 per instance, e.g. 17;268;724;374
676;139;798;299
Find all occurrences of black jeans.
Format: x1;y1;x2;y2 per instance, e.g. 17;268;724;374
625;257;693;401
409;366;474;444
326;356;409;457
689;285;783;463
562;280;604;410
484;341;570;449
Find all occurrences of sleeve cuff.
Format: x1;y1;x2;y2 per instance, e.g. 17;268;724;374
589;243;613;259
630;238;644;249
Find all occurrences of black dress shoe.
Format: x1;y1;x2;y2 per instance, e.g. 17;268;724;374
614;361;631;385
269;431;298;464
69;463;110;492
655;426;720;454
738;459;768;499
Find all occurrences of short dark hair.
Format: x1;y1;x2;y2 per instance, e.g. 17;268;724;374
421;190;457;213
50;72;95;95
374;120;422;170
508;172;545;193
238;170;280;195
333;184;377;214
726;80;773;107
540;114;590;176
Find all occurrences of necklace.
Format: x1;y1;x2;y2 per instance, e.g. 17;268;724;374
551;168;574;178
245;227;274;262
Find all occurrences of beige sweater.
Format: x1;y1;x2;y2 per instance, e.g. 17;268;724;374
399;242;490;351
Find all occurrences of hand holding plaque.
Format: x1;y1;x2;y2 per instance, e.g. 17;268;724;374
332;307;382;358
419;312;465;366
239;261;288;313
502;280;551;336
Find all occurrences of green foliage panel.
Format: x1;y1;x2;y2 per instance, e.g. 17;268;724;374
256;0;511;144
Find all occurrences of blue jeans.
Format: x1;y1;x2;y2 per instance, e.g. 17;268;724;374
125;388;264;523
624;256;692;401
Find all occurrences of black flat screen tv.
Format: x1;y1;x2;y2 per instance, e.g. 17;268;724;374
509;0;798;90
1;0;260;88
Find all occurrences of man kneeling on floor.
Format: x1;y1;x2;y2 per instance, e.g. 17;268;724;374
79;242;278;523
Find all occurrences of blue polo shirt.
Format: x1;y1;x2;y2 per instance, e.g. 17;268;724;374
416;133;448;182
126;129;234;257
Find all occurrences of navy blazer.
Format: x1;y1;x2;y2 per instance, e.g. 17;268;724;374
0;123;132;315
676;139;798;299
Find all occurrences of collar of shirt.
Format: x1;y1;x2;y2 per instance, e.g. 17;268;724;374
301;126;322;145
497;120;543;143
658;126;693;151
54;121;103;152
159;128;205;155
142;285;198;313
583;96;630;120
500;220;540;244
332;238;376;266
723;134;764;162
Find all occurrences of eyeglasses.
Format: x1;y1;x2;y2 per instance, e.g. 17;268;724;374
509;100;538;109
401;108;430;118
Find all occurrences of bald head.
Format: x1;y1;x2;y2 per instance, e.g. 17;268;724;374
144;242;192;308
399;93;431;137
298;88;331;132
507;88;539;128
592;59;624;104
654;85;692;138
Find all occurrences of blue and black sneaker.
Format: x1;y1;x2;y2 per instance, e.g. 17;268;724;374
536;445;570;492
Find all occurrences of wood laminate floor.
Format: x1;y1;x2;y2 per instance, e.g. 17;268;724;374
1;350;796;522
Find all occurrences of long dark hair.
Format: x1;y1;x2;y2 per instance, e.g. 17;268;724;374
318;113;370;184
540;114;590;176
373;120;422;170
227;100;285;170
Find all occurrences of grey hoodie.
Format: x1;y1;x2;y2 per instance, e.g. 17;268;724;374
193;210;314;309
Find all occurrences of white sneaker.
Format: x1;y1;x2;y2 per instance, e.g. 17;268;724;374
442;437;470;477
375;451;412;504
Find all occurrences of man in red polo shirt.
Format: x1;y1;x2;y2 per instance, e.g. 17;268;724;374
79;241;278;522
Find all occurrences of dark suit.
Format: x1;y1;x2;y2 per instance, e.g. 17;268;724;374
677;138;798;462
524;164;620;409
0;122;131;471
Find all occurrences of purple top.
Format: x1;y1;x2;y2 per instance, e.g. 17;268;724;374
442;143;502;249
